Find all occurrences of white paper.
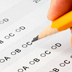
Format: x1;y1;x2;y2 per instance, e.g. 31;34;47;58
0;0;72;72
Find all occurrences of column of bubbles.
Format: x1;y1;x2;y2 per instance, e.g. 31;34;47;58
17;43;62;72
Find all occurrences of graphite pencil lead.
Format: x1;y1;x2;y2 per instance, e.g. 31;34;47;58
32;35;38;42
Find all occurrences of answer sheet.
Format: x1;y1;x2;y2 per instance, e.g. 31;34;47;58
0;0;72;72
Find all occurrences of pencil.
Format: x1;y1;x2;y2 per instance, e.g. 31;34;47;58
32;11;72;42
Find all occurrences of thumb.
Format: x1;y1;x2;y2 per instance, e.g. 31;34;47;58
47;0;72;21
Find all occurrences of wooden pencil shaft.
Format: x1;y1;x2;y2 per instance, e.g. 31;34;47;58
38;24;58;39
38;11;72;40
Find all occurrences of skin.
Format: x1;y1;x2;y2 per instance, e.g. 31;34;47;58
47;0;72;47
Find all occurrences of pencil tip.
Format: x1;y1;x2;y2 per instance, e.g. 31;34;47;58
32;35;38;42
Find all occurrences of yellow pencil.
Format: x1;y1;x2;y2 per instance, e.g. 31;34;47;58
32;11;72;42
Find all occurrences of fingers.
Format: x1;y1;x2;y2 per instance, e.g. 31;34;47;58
47;0;72;21
70;27;72;47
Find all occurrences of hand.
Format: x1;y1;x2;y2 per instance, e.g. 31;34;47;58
47;0;72;47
